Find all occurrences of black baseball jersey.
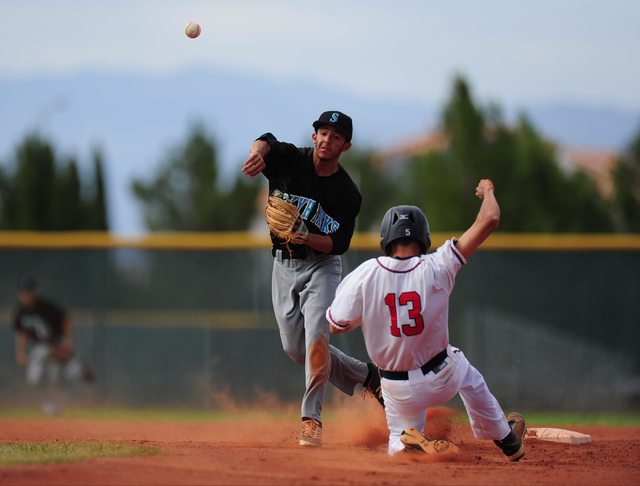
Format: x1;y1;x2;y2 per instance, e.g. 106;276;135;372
259;132;362;256
13;297;67;344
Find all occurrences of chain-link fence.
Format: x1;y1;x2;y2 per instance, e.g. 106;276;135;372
1;233;638;411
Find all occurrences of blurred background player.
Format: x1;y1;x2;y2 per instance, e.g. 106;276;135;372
242;111;383;447
13;276;95;416
327;180;527;461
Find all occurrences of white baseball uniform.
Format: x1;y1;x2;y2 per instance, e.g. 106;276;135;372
327;238;510;455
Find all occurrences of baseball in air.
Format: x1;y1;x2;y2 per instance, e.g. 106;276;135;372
185;22;201;38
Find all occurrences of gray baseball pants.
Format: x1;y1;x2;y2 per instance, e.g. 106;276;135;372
26;343;87;415
272;251;368;422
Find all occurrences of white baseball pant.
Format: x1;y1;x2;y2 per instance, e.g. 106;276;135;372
382;345;511;455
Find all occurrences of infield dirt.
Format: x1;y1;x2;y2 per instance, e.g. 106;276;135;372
1;402;639;486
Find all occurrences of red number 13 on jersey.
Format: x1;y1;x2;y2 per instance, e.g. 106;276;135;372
384;292;425;337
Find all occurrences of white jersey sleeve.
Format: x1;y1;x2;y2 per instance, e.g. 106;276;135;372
326;259;375;333
327;239;466;371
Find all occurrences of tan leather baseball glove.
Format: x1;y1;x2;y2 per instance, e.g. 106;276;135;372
265;190;309;244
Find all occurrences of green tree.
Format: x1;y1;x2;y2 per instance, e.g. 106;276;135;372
14;134;57;230
400;75;615;233
86;148;109;231
0;162;16;229
131;124;260;231
52;157;84;230
612;123;640;232
0;133;109;231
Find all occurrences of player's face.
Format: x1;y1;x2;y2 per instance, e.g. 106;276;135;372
19;289;36;308
312;126;351;162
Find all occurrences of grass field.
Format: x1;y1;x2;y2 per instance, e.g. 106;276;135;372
0;406;299;423
2;406;639;469
0;440;162;467
2;406;639;485
2;406;639;425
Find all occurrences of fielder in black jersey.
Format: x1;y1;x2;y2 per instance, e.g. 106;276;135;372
259;131;361;257
13;276;95;415
243;111;383;447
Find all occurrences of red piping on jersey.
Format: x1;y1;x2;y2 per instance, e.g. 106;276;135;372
327;309;348;330
450;238;467;265
375;258;424;273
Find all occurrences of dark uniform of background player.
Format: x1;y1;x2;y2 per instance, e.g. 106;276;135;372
13;276;94;415
242;111;383;447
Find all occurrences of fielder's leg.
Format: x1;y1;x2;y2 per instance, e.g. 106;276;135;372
61;355;96;384
327;345;368;396
271;258;307;367
271;257;330;423
25;343;49;387
26;344;62;416
297;255;342;422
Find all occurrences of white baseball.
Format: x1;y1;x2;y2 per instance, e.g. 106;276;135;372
185;22;201;39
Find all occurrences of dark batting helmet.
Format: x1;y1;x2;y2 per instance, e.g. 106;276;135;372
380;205;431;256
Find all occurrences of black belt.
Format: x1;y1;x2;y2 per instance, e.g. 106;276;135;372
272;248;317;260
380;349;448;381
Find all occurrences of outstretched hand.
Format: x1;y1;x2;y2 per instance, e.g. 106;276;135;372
456;179;500;260
475;179;494;200
241;152;266;178
242;140;270;178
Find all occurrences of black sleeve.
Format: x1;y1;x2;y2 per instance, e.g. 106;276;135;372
256;133;285;181
256;132;278;147
256;133;310;187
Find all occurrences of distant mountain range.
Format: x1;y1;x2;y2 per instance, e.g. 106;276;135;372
1;70;638;232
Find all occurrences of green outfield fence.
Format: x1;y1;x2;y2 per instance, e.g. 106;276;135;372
1;232;639;412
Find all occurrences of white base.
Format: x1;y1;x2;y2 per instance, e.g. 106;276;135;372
526;427;592;444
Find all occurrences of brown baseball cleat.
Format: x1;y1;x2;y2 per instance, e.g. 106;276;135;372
300;419;322;447
400;428;461;454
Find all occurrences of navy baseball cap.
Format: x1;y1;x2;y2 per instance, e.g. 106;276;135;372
312;111;353;142
18;276;37;290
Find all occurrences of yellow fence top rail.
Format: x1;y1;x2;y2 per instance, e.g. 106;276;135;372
0;232;270;249
353;232;640;250
0;231;639;251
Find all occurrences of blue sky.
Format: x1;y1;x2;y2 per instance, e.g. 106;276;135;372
2;0;639;109
1;1;639;233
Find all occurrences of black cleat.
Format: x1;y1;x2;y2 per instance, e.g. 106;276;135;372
495;412;527;462
362;362;385;409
